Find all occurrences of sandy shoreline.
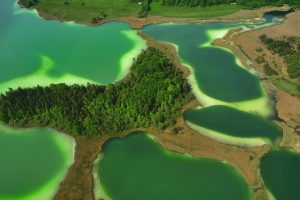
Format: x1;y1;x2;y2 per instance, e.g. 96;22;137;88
220;10;300;153
53;31;274;200
14;2;298;199
212;9;300;200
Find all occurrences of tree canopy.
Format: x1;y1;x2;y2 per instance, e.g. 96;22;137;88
260;34;300;79
0;48;193;135
159;0;300;8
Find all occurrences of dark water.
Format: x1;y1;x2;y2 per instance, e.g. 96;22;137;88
184;105;282;142
0;126;74;199
260;149;300;200
98;133;252;200
144;22;262;102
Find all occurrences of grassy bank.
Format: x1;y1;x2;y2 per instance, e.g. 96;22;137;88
149;3;241;18
271;77;300;97
35;0;141;22
28;0;241;22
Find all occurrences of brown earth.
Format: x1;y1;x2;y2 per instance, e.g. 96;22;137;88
156;117;270;200
234;11;300;75
225;10;300;152
276;90;300;128
54;32;274;200
54;136;106;200
29;4;299;200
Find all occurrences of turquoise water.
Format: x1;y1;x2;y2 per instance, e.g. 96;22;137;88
0;124;74;200
97;133;252;200
1;0;299;200
0;0;144;199
0;0;145;93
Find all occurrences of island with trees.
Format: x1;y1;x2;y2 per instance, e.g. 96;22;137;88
0;47;193;136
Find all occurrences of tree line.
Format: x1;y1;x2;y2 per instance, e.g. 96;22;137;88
160;0;300;8
19;0;39;8
0;48;193;136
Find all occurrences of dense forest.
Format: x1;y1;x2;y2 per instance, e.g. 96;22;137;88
0;48;193;135
19;0;300;12
259;34;300;79
159;0;300;8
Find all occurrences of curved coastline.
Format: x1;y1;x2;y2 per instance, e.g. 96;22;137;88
2;2;297;200
93;154;112;200
94;132;253;200
0;56;97;94
116;30;147;81
0;124;75;200
144;32;271;115
17;0;291;29
185;121;269;147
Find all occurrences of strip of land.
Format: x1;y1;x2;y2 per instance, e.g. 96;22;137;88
231;10;300;152
9;3;300;200
51;34;274;200
19;0;290;29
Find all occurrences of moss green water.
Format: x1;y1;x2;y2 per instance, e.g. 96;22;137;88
143;14;300;200
0;0;145;93
143;16;282;115
143;15;285;146
184;106;282;146
0;0;145;198
260;149;300;200
143;22;270;114
96;133;252;200
0;124;74;200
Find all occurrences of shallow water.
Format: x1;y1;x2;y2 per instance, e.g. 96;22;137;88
0;0;145;198
0;124;74;200
143;19;284;116
97;133;252;200
0;0;145;93
260;149;300;200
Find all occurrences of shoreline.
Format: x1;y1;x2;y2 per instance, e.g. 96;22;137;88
93;130;259;200
53;20;279;200
185;121;269;147
10;2;298;200
212;9;300;200
215;10;300;153
0;124;75;200
18;0;291;29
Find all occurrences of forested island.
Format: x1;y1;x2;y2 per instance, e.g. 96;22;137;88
0;48;193;135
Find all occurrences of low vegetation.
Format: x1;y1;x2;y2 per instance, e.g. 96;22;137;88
149;3;240;18
160;0;300;9
19;0;300;21
260;34;300;79
0;48;193;135
259;34;300;95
